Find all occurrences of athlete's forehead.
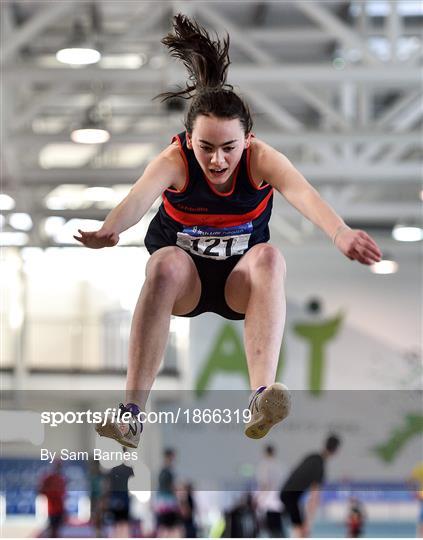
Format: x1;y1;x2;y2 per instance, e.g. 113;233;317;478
191;114;244;145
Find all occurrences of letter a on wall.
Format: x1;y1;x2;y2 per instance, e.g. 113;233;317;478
196;323;284;395
196;324;248;396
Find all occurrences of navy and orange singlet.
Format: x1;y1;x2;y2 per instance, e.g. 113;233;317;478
144;131;274;319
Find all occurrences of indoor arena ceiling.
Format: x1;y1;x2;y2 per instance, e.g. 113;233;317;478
1;0;422;247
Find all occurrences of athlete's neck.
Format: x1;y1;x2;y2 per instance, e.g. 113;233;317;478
213;174;234;193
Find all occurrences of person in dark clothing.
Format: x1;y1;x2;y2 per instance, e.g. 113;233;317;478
280;434;341;537
89;459;107;537
39;461;66;538
108;449;134;538
155;448;183;537
178;482;197;537
225;493;259;538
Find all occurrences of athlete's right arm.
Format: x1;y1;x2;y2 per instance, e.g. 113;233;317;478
74;146;182;249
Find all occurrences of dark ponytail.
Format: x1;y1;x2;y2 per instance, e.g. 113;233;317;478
157;14;253;134
160;14;231;98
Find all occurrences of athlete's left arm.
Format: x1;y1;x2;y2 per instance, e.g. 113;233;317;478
254;140;382;265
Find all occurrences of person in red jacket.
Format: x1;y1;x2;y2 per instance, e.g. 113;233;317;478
346;497;366;538
39;461;66;538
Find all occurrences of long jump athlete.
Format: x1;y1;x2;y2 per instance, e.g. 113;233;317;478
75;15;382;449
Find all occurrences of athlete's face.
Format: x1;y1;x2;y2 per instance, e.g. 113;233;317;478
187;115;250;186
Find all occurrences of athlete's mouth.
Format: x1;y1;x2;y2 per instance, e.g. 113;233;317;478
209;168;228;175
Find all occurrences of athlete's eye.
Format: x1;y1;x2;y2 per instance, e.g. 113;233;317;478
224;147;235;152
200;146;213;152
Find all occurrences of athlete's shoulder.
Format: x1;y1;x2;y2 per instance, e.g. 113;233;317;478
250;137;293;177
159;139;184;164
152;141;187;189
249;137;286;184
250;137;281;163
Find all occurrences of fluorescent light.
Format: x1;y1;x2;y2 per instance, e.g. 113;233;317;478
45;185;92;210
0;232;29;246
352;1;423;17
99;53;147;69
371;258;398;275
84;187;115;202
44;216;66;236
52;218;103;244
0;194;15;210
392;224;423;242
71;128;110;144
56;47;101;65
9;213;33;231
40;144;97;168
45;197;67;210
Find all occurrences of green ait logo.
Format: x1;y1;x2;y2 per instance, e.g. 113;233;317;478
293;313;343;395
372;413;423;463
195;313;343;396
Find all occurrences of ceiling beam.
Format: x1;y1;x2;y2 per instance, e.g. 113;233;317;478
288;83;350;129
9;131;422;146
360;92;423;162
386;0;401;62
295;1;381;65
5;65;420;85
243;88;303;131
196;4;274;65
18;163;422;185
0;2;75;66
14;83;71;131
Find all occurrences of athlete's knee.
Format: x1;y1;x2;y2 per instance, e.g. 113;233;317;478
251;244;286;278
146;247;192;289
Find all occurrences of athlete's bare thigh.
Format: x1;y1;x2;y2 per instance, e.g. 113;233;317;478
146;246;201;316
224;243;284;313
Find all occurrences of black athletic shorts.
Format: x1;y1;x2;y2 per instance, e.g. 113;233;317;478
144;208;260;320
183;253;244;320
280;491;304;526
145;239;245;320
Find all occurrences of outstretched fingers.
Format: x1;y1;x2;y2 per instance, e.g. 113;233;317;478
357;231;382;259
350;243;381;265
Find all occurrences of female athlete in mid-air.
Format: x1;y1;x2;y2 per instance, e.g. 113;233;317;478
75;15;382;449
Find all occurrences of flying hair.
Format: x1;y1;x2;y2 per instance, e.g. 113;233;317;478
158;14;232;100
156;14;253;134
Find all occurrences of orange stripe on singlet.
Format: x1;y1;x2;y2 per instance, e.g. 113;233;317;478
162;189;273;227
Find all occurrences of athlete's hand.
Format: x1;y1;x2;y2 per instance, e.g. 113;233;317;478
335;228;382;265
73;228;119;249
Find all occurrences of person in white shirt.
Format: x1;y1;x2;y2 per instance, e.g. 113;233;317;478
256;444;287;537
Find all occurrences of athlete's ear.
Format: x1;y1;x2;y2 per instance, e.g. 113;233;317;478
186;133;193;149
244;133;252;149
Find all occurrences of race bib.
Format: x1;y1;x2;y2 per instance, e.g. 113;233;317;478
176;222;253;260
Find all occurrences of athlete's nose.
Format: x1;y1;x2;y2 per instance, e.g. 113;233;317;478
210;149;225;168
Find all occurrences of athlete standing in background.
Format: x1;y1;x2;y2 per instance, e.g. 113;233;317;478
75;15;382;449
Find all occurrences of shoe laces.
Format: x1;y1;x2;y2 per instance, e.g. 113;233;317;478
249;386;266;413
118;403;143;434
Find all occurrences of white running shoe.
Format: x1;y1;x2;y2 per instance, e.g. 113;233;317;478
95;403;142;449
244;383;291;439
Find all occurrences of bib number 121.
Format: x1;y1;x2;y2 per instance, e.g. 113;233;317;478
192;237;234;258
